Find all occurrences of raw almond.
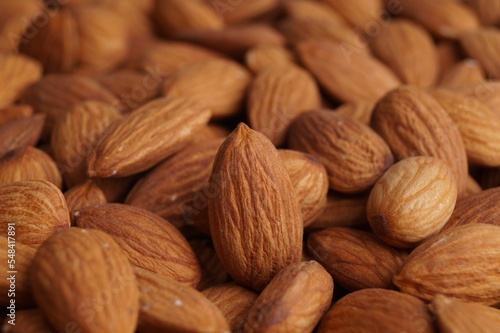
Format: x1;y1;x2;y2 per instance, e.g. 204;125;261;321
75;203;201;287
307;193;368;230
334;102;375;125
439;59;485;87
208;123;303;291
371;86;468;195
288;110;394;193
1;309;51;333
317;289;436;333
307;227;407;291
31;228;139;333
0;104;33;127
0;180;70;248
88;97;211;178
296;40;400;103
211;0;279;25
284;0;347;25
64;181;107;222
460;27;500;79
320;0;383;29
0;114;44;157
468;0;500;25
243;260;333;333
248;64;321;146
245;45;295;73
394;224;500;305
367;156;457;248
189;238;230;290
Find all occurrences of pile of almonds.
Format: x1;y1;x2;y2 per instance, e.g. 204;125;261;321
1;0;500;332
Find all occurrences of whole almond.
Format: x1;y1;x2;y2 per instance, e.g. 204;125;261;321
296;40;400;103
0;114;45;157
244;261;333;333
245;45;295;73
284;1;347;25
88;97;211;178
320;0;383;29
371;86;468;195
307;193;368;230
0;180;70;248
248;64;321;146
134;267;230;333
31;228;139;333
371;19;438;87
0;104;33;127
394;224;500;305
209;123;303;291
317;289;436;333
367;157;457;248
288;110;394;193
307;227;407;291
162;59;251;119
439;59;485;87
460;28;500;79
64;181;107;222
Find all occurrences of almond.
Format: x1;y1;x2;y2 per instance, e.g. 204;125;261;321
430;89;500;166
317;289;436;333
334;102;375;125
468;0;500;25
430;294;500;332
443;187;500;230
0;104;33;127
189;238;230;290
437;41;461;81
371;86;468;195
288;110;394;193
278;149;328;226
449;81;500;115
212;0;279;25
0;180;70;248
307;227;407;291
74;203;201;287
307;193;368;230
439;59;485;87
1;309;51;333
51;101;121;187
367;157;457;248
245;45;295;74
162;59;251;119
88;97;211;178
284;0;348;25
208;123;303;291
464;174;483;197
296;40;400;103
248;64;321;146
0;146;62;189
394;224;500;305
0;1;43;53
64;181;107;222
371;19;438;87
0;114;45;157
460;27;500;79
243;261;333;333
202;283;258;332
0;54;42;109
31;228;139;333
320;0;383;29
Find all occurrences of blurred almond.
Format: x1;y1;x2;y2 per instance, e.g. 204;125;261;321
1;309;51;333
0;0;43;53
468;0;500;26
307;193;368;230
284;0;347;25
190;238;230;290
248;64;321;146
460;27;500;79
449;81;500;115
296;40;400;103
464;174;483;197
0;180;70;248
0;104;33;127
0;114;44;157
64;181;107;222
320;0;383;29
212;0;279;25
440;59;485;87
88;97;211;178
245;45;295;73
437;41;461;80
334;102;375;125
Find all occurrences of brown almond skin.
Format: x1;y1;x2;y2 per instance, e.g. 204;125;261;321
0;104;33;127
64;181;107;223
51;101;121;188
288;111;394;193
0;180;70;248
307;227;407;291
283;0;348;25
243;261;334;333
430;295;500;332
278;150;328;227
126;139;223;230
460;28;500;79
1;309;52;333
367;157;457;248
439;59;485;87
162;59;251;119
371;86;468;195
248;65;321;146
394;224;500;305
134;267;230;333
245;45;295;74
307;193;368;230
443;187;500;230
190;238;230;290
215;0;279;25
209;123;303;291
75;203;201;287
317;289;436;333
371;19;438;87
296;40;400;103
320;0;383;29
334;102;375;125
88;97;211;178
202;283;258;332
31;228;139;333
0;237;35;307
0;114;45;157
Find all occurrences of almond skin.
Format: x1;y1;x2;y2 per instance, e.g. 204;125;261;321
284;0;348;25
190;238;230;290
1;309;52;333
371;86;468;195
248;64;321;146
212;0;279;25
307;193;368;230
88;97;211;178
208;123;303;291
245;45;295;73
394;224;500;305
469;0;500;25
0;180;70;248
243;261;333;333
0;114;45;157
320;0;383;29
134;267;230;333
0;104;33;127
367;157;457;248
296;40;400;103
64;181;107;222
31;228;139;333
307;227;407;291
75;203;201;287
439;59;485;87
460;28;500;79
288;110;394;193
162;59;251;119
317;289;436;333
443;187;500;230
